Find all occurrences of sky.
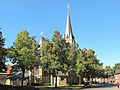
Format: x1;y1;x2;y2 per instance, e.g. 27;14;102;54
0;0;120;67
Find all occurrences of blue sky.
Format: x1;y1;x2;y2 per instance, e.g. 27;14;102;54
1;0;120;67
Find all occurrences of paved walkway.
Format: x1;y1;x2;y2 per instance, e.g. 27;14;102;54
82;86;120;90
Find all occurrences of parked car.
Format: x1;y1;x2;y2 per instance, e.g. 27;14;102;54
84;81;92;88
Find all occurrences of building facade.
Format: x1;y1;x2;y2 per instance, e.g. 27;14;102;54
4;5;78;86
0;65;11;85
32;5;78;86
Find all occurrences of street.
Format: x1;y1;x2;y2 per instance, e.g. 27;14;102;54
82;83;119;90
37;84;119;90
82;87;119;90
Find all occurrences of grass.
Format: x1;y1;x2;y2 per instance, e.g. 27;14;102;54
91;84;102;87
0;83;102;90
34;84;84;89
0;85;38;90
34;84;101;88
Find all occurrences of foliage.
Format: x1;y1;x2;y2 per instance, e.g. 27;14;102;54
76;48;103;81
40;30;70;87
40;30;104;85
8;30;40;85
87;49;103;79
76;49;87;77
6;29;104;86
40;31;69;73
67;43;78;76
113;63;120;74
104;66;114;78
0;31;7;72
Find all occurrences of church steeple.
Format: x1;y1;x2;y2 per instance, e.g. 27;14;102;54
63;4;75;44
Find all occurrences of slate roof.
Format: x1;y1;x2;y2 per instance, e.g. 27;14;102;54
7;71;29;79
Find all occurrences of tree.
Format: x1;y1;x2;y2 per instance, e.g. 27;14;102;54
104;66;113;78
8;30;39;85
102;65;113;83
0;30;7;72
67;43;78;85
86;49;103;81
113;63;120;74
76;49;103;82
40;30;69;87
76;48;87;84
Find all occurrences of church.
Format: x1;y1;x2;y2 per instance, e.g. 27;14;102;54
5;5;79;86
31;5;79;85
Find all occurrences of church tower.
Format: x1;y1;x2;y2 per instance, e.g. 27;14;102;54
63;4;75;44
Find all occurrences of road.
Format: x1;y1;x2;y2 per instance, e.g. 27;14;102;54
82;83;119;90
82;87;119;90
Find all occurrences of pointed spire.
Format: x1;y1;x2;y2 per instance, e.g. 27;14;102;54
67;4;69;14
65;4;74;40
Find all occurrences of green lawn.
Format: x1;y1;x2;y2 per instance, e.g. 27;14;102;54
34;84;101;88
0;84;102;90
34;84;84;89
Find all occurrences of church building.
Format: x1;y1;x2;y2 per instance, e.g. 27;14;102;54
6;5;78;86
32;5;79;86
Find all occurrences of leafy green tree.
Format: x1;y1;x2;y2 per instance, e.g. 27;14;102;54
40;30;69;87
104;66;113;78
67;43;78;85
94;63;103;78
80;49;94;81
0;30;7;72
113;63;120;74
76;49;103;82
8;30;39;85
86;49;103;81
103;65;114;83
76;48;87;83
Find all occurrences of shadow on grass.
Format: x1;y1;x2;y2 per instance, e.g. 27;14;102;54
0;84;84;90
0;83;114;90
0;85;38;90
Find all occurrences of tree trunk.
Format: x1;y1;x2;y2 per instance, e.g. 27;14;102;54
79;76;81;84
70;76;72;86
55;76;57;88
87;76;90;82
30;70;32;85
22;67;25;86
69;72;72;86
30;68;35;84
104;78;105;83
33;68;34;84
81;75;84;84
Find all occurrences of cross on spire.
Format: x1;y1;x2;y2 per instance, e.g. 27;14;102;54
67;4;69;12
63;3;75;44
64;3;74;41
